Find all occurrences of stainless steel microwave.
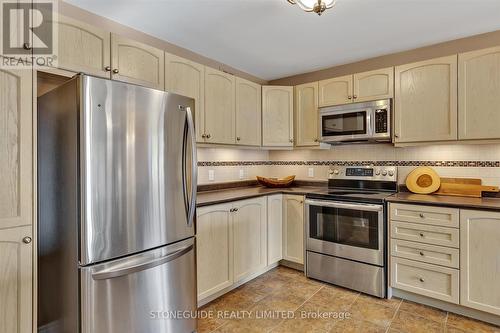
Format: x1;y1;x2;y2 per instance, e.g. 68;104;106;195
319;99;391;144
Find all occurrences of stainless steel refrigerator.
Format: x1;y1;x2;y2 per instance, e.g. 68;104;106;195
37;74;197;333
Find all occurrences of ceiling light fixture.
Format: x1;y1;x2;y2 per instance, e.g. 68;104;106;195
287;0;337;16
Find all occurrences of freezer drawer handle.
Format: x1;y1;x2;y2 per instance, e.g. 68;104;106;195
91;244;194;280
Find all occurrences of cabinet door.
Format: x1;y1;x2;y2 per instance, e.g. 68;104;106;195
262;86;294;147
196;203;233;301
267;194;283;265
235;77;261;146
110;34;164;89
52;15;111;77
283;195;304;264
394;55;457;143
459;46;500;140
233;197;267;282
204;67;236;144
295;82;319;147
318;75;353;107
460;209;500;315
353;67;394;102
0;69;32;230
0;226;32;333
164;52;205;142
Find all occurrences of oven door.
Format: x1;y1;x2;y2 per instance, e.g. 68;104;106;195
320;108;373;142
305;199;384;266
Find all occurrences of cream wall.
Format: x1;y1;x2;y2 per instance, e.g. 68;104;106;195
197;144;500;186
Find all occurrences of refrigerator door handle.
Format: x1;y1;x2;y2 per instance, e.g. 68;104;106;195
91;244;194;280
182;105;197;228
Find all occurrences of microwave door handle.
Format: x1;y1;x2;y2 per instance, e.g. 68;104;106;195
305;199;383;212
91;244;194;280
367;110;374;136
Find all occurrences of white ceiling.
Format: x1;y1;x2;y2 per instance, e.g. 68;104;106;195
65;0;500;81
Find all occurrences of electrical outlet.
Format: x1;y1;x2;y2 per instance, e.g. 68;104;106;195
308;168;314;178
208;169;215;181
239;169;245;179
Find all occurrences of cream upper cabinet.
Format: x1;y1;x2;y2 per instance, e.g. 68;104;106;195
394;55;458;143
164;52;205;142
460;209;500;316
282;195;304;265
196;203;233;301
0;69;32;230
0;226;33;333
110;34;165;89
353;67;394;102
235;78;261;146
459;46;500;140
232;197;267;282
295;82;319;147
52;15;111;77
318;75;353;107
204;67;236;144
267;194;283;265
262;86;294;147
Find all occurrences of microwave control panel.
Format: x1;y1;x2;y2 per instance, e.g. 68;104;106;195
374;109;388;133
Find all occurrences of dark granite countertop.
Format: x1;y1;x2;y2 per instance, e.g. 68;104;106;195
196;185;327;207
386;192;500;211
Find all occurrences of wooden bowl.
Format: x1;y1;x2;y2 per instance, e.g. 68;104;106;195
256;175;295;188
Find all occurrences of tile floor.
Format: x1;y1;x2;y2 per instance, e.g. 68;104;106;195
198;266;500;333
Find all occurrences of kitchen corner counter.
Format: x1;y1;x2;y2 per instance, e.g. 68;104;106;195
196;185;327;207
386;192;500;211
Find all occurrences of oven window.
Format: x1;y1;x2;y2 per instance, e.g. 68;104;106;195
309;205;379;250
322;111;366;137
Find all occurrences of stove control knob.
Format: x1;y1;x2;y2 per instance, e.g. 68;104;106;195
388;170;394;177
381;170;388;176
375;169;381;176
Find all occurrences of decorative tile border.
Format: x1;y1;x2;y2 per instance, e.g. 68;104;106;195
198;160;500;167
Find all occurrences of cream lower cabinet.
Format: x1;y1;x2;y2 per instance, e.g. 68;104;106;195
196;197;267;302
51;15;111;78
282;195;304;264
262;86;294;147
204;67;236;144
0;68;33;332
233;197;267;282
294;82;319;147
164;52;205;142
0;226;33;333
235;78;261;146
460;209;500;315
267;194;283;265
458;46;500;140
196;203;233;301
394;55;458;143
110;34;165;89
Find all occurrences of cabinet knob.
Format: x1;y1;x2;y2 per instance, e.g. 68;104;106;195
236;137;241;141
353;95;358;99
419;251;425;256
347;95;352;100
419;213;425;218
23;42;31;50
206;134;211;139
419;233;425;237
289;139;294;143
419;277;425;283
22;236;32;244
394;134;399;138
104;66;111;72
314;138;319;142
112;69;119;74
201;134;207;139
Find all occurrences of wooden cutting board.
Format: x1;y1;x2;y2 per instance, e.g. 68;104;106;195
434;177;499;198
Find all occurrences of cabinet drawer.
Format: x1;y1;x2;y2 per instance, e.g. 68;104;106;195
391;257;459;304
391;239;459;268
390;203;459;228
391;221;459;248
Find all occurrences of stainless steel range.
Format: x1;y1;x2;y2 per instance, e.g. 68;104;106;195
305;166;397;298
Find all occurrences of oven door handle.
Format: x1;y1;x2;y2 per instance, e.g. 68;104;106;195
305;199;383;212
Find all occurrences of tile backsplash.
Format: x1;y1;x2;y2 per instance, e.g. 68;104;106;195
197;144;500;186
